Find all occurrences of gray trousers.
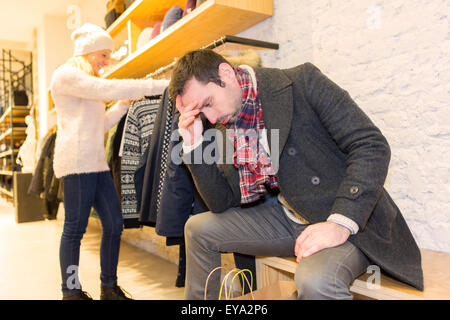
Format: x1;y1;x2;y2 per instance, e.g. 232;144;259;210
184;195;370;299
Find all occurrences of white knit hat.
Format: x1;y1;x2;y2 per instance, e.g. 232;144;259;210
71;23;114;56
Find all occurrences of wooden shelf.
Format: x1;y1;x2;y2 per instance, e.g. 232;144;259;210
104;0;274;79
0;127;27;142
107;0;187;37
0;170;13;176
0;106;29;127
0;149;19;158
0;186;13;197
0;123;27;131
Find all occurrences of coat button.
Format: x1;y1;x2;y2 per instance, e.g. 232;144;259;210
287;147;296;156
311;176;320;185
350;186;359;194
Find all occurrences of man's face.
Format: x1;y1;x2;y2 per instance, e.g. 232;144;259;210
180;64;242;125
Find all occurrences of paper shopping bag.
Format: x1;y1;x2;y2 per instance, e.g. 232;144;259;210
232;281;298;300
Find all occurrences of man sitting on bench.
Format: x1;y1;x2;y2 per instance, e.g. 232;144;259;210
169;49;423;299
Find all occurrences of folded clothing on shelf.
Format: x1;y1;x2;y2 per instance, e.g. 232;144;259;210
137;27;154;49
105;0;125;28
183;0;197;17
13;90;29;106
151;22;162;39
161;6;184;33
124;0;136;10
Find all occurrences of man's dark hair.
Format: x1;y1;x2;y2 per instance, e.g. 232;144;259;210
168;49;232;99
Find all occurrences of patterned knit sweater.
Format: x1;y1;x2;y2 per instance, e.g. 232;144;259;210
120;96;161;223
49;65;169;178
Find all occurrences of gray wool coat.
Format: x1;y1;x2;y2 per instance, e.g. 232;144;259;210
182;62;424;290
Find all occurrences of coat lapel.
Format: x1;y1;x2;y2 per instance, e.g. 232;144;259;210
255;67;294;158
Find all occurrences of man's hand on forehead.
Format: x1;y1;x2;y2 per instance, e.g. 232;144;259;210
176;95;185;112
176;95;199;112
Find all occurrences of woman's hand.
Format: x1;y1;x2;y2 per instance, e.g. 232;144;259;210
119;99;132;110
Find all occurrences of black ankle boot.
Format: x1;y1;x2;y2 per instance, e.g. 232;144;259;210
100;284;133;300
62;290;93;300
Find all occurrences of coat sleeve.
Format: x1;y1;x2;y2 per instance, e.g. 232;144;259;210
182;127;241;213
299;62;391;230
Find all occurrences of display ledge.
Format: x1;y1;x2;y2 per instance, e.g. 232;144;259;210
0;106;29;125
103;0;273;79
0;170;13;176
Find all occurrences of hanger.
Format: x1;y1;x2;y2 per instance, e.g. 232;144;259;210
145;58;177;79
142;35;278;80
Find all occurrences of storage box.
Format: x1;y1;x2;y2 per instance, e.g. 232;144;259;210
13;172;46;223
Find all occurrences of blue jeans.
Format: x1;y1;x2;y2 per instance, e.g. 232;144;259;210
60;171;123;296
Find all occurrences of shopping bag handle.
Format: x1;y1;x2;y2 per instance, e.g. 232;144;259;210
226;269;254;300
204;267;254;300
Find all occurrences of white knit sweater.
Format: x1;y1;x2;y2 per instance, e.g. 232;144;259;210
50;65;169;178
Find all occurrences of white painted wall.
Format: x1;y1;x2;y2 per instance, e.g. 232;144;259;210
240;0;450;252
36;14;73;137
35;1;106;137
0;40;29;51
79;0;108;28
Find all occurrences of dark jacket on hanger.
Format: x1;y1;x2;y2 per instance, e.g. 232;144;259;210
106;114;127;211
156;112;209;238
28;131;62;219
134;89;207;237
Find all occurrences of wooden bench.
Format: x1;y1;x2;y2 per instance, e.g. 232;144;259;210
255;249;450;300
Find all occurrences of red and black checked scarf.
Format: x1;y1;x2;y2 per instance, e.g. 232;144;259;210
226;67;278;204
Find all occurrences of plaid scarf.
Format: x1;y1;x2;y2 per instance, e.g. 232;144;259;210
226;67;278;204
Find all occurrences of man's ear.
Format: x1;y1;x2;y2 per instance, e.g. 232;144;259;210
218;62;235;81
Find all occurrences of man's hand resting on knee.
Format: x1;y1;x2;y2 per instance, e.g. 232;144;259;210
295;221;351;262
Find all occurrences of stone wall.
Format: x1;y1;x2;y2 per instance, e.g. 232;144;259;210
240;0;450;252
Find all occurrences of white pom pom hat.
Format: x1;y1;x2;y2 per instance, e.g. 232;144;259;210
71;23;114;56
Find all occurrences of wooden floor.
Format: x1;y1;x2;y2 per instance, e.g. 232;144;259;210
0;198;185;300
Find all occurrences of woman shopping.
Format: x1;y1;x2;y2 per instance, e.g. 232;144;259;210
50;23;169;300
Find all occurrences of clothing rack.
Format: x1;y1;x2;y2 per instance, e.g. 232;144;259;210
144;35;279;79
201;35;279;51
145;58;177;79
